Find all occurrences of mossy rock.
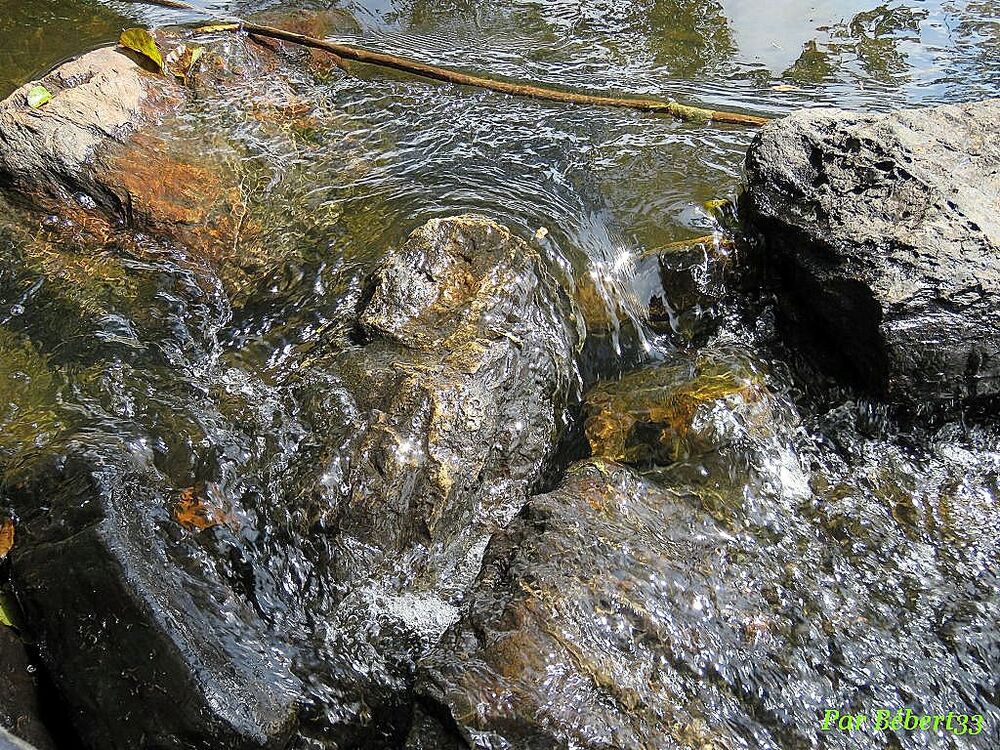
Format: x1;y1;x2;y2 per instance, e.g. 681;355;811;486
584;348;771;465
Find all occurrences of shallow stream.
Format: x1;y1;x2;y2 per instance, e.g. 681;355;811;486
0;1;998;748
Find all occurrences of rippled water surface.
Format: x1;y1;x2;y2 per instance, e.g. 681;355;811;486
0;0;998;748
3;0;999;248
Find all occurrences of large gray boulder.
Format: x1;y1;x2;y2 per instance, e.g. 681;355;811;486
743;100;1000;412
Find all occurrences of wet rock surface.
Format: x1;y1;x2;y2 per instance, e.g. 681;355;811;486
648;235;735;343
0;210;582;748
0;32;584;748
743;99;1000;412
415;433;1000;749
0;628;54;750
2;17;1000;750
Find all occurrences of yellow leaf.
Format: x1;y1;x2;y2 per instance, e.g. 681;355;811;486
194;23;240;33
0;518;13;560
120;28;165;73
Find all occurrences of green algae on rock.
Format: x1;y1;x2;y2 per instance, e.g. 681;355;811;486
584;347;770;465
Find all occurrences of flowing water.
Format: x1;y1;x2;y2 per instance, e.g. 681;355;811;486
0;1;998;748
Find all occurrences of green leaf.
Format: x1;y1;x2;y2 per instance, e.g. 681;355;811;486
26;85;53;109
120;27;165;73
0;593;19;629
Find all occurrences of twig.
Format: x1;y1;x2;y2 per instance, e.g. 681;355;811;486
117;0;769;127
641;234;735;258
125;0;193;8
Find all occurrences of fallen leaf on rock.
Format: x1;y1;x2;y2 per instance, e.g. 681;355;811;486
120;28;165;73
0;593;21;629
26;85;52;109
166;44;205;82
0;518;13;560
0;600;13;628
174;485;236;532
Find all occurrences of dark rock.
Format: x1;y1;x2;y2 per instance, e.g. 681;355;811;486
404;705;464;750
1;208;581;748
743;100;1000;412
648;235;734;342
413;459;765;750
0;628;54;750
415;450;1000;750
6;446;301;750
338;215;582;600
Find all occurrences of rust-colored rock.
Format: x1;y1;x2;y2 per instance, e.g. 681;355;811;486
0;29;340;295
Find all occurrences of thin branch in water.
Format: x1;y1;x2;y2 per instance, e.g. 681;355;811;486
117;0;770;127
641;234;734;258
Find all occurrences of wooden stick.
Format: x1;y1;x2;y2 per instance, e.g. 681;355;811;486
125;0;193;8
641;234;735;258
119;0;769;126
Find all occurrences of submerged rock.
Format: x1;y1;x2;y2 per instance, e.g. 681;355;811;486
414;448;1000;749
1;207;582;747
6;444;302;750
743;99;1000;413
584;347;771;465
338;215;582;598
0;28;372;298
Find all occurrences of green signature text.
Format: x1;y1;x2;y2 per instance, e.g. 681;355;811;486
821;709;985;737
